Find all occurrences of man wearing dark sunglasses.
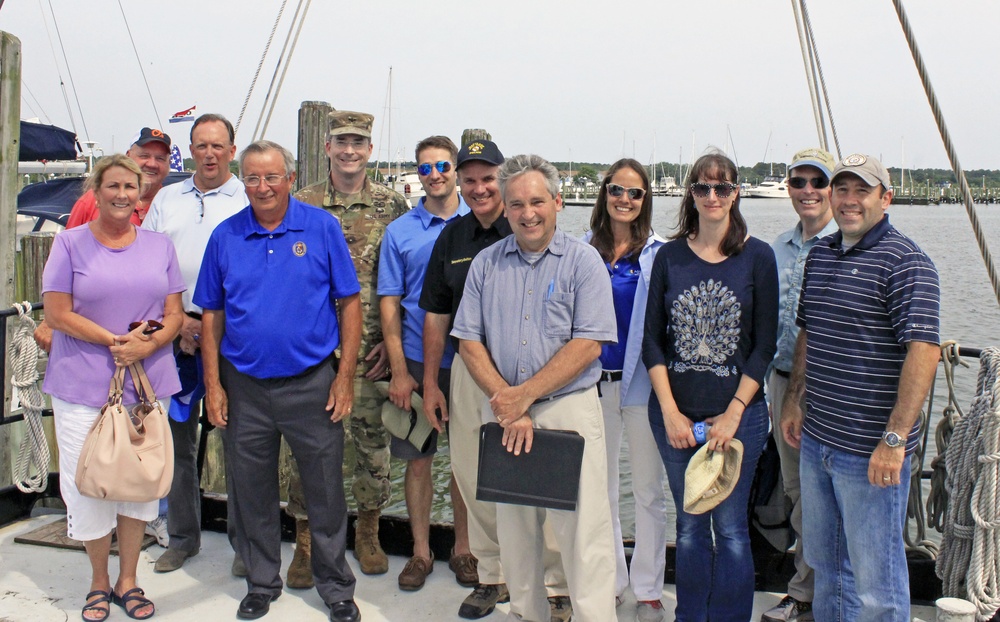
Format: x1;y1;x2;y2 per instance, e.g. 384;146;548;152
379;135;473;593
291;110;410;582
781;154;940;622
762;147;837;622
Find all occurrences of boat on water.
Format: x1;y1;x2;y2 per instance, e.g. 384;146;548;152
746;175;790;199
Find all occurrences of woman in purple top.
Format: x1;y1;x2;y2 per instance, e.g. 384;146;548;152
642;152;778;622
42;154;185;621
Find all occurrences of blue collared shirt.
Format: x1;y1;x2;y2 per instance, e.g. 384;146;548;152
771;217;839;372
194;197;360;379
378;196;469;365
452;229;616;398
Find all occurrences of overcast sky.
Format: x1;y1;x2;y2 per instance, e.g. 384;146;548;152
5;0;999;171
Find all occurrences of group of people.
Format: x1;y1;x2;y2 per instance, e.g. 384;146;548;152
38;104;940;622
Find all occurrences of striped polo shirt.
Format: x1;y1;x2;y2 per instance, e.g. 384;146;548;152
796;216;940;456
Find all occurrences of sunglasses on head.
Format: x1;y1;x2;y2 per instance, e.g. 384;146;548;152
690;182;739;198
788;176;830;190
417;160;453;176
606;183;646;201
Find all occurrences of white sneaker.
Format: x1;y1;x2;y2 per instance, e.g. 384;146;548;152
145;516;169;548
762;595;814;622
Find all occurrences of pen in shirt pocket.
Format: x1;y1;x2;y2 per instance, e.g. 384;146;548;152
546;279;555;300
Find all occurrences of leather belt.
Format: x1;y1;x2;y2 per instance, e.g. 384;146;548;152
773;368;791;379
600;370;623;383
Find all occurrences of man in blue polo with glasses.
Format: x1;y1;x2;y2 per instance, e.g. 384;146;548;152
378;135;472;592
761;147;837;622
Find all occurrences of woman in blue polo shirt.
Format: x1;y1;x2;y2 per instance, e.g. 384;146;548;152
585;158;668;621
642;151;778;621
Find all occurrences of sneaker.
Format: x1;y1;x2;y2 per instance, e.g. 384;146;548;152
231;552;248;578
548;595;572;622
762;595;814;622
637;599;665;622
153;547;196;573
449;550;480;587
398;553;434;591
144;516;169;548
458;583;510;619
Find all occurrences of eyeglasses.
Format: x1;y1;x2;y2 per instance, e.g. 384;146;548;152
242;174;287;187
690;182;739;198
788;176;830;190
417;160;453;177
128;319;164;335
606;183;646;201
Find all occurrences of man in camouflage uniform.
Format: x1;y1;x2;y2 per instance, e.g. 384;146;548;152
282;110;409;586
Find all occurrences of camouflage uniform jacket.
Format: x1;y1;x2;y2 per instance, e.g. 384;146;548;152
295;177;410;376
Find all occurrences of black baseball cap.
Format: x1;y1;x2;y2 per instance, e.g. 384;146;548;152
130;127;171;149
457;139;504;169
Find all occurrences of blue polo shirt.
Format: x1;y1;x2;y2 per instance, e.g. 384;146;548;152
378;196;468;365
194;197;360;379
796;215;939;456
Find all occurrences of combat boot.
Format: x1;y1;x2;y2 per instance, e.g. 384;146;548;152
353;509;389;574
286;519;314;589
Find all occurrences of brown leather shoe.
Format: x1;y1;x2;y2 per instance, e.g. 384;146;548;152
398;552;434;591
353;509;389;575
448;550;479;587
286;519;314;589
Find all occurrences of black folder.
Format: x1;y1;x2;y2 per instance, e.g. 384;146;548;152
476;422;584;511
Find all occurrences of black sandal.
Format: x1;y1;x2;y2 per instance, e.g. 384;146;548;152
112;586;156;620
82;589;111;622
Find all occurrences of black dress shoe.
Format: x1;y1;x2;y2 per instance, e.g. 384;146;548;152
328;599;361;622
237;592;278;620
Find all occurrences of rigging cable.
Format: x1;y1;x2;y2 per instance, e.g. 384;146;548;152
235;0;289;136
36;0;78;137
115;0;163;128
891;0;1000;309
800;0;842;160
257;0;312;141
790;0;826;152
21;80;52;123
44;0;89;142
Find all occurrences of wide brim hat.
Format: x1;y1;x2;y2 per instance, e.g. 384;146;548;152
684;439;744;515
375;382;433;453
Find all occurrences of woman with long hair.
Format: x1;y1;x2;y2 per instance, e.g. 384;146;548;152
42;154;185;621
642;151;778;621
586;158;668;621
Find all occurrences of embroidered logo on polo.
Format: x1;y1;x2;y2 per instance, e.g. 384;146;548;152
670;279;741;377
293;241;307;257
842;153;867;167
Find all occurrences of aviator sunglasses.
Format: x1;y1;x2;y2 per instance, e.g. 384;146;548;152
606;183;646;201
788;176;830;190
417;160;453;176
690;182;739;198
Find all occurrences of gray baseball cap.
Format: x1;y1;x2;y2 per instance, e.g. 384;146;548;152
832;153;893;191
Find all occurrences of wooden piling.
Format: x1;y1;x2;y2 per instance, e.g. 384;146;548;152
461;129;492;148
296;101;332;191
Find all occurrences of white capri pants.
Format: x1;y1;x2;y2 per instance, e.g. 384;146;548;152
52;396;168;541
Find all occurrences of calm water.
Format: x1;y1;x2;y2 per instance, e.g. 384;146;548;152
372;198;1000;538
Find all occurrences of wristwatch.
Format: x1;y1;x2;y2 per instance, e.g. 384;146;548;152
882;430;905;448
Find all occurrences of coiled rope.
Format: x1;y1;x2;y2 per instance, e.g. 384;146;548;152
937;347;1000;620
927;342;967;532
9;302;49;493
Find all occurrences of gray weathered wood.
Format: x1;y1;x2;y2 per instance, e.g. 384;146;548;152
296;101;332;191
461;129;492;148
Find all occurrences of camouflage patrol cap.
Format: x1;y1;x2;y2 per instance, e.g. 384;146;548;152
328;110;373;139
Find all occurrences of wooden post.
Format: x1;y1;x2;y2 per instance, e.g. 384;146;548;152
461;129;492;148
1;32;22;486
296;101;332;191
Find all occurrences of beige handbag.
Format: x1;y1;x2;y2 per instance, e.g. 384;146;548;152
75;362;174;502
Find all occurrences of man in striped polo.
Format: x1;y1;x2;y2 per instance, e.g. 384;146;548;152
781;154;940;622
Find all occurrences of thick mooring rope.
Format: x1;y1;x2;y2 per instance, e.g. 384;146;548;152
9;302;49;493
927;342;968;532
937;348;1000;620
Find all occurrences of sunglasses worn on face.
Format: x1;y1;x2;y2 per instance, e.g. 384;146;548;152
607;183;646;201
691;182;739;198
417;160;453;176
788;176;830;190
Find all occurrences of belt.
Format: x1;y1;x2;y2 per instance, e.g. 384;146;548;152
773;368;790;379
600;370;623;383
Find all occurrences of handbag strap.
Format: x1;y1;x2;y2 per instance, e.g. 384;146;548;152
107;365;126;403
128;361;159;403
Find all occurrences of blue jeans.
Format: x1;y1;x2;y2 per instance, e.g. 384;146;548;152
649;400;769;622
799;434;911;622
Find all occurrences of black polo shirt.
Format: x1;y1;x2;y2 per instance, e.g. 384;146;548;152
419;211;511;347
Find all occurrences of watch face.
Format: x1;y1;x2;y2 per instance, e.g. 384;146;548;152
883;431;903;447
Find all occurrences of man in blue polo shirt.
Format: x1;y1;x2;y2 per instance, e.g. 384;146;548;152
781;154;940;622
195;140;362;622
378;135;471;592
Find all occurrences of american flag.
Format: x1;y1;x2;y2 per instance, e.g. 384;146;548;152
170;145;184;172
